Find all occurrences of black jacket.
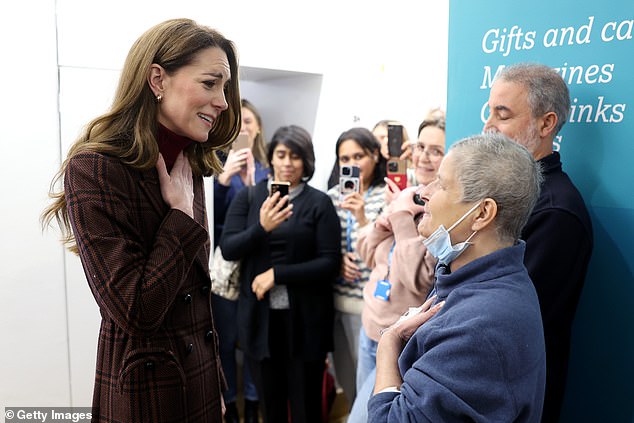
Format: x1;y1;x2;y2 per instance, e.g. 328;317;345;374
522;151;593;422
220;180;341;360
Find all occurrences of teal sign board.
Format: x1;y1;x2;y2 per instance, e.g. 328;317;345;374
447;1;633;422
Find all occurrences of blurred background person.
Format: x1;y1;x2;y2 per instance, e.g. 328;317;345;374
220;125;341;423
372;119;416;187
347;110;445;422
371;119;411;162
211;98;269;423
326;127;387;407
42;18;241;422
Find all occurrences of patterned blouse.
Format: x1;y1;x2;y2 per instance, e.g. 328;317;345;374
327;183;386;315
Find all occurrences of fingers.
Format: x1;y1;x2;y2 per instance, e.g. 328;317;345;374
224;149;249;173
395;298;445;342
172;151;193;185
251;280;263;300
265;192;293;216
384;177;401;194
342;253;361;281
251;269;274;300
400;140;413;161
156;153;168;182
260;193;293;232
341;192;364;212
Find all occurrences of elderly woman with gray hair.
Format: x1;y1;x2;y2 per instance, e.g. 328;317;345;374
368;132;546;422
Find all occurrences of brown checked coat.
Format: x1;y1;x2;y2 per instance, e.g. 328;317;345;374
65;151;225;423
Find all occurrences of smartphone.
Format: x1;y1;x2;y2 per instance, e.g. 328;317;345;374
339;165;360;196
269;181;290;199
387;159;408;190
387;124;404;158
232;133;249;150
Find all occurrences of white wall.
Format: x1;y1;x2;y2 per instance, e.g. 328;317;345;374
0;0;448;413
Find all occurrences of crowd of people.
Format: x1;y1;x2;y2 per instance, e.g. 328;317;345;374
42;17;593;423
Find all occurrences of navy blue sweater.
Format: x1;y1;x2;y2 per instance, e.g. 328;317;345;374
368;242;546;422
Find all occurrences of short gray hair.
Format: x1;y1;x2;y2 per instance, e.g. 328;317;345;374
450;132;543;243
497;63;570;135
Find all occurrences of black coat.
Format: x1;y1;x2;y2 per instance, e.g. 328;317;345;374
220;180;341;361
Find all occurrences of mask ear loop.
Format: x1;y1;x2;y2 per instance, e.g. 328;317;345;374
447;201;482;233
463;230;478;245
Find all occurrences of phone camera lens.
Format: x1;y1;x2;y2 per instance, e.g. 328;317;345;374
413;193;425;206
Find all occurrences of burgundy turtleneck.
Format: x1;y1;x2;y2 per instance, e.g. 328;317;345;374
156;124;194;171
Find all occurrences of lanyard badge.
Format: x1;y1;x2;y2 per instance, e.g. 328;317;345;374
373;241;395;301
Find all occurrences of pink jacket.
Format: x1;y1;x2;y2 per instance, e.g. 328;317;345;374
358;210;437;341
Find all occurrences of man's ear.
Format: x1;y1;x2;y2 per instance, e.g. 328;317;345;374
472;198;497;231
539;111;558;139
147;63;165;97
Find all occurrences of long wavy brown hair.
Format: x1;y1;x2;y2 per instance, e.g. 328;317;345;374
42;18;242;251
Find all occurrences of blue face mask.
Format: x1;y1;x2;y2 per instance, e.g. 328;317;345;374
423;202;481;265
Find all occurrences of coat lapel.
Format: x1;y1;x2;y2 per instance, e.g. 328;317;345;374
138;168;211;282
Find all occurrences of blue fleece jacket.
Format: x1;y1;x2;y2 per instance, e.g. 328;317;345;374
368;241;546;422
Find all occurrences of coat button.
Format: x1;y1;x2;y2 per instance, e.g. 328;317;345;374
145;361;154;370
205;330;213;342
184;294;192;304
186;343;194;354
201;284;210;294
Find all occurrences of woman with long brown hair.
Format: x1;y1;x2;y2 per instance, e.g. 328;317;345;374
42;18;241;422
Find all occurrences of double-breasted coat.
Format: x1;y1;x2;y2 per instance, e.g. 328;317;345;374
65;151;224;423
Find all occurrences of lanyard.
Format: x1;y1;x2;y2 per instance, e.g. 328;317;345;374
345;212;353;252
344;185;374;252
384;240;396;280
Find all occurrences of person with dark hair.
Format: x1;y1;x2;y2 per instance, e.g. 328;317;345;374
347;109;446;423
369;132;546;422
41;18;241;422
220;125;341;423
326;127;387;405
212;98;269;423
484;62;593;423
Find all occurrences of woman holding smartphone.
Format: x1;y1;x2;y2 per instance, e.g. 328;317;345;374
212;98;269;423
326;127;387;407
220;125;341;423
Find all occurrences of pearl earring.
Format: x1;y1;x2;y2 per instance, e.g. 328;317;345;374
156;94;163;103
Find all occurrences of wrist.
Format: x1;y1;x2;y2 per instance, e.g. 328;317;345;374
174;206;194;219
357;216;369;227
217;173;231;186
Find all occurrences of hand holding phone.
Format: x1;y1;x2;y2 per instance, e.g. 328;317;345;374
387;159;408;190
260;181;293;232
387;124;408;190
269;181;290;199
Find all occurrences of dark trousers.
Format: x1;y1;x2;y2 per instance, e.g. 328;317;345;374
211;294;258;402
246;309;325;423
